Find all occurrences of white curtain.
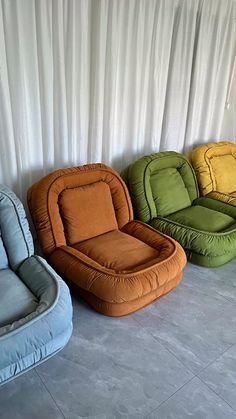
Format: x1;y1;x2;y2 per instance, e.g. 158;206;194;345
0;0;236;201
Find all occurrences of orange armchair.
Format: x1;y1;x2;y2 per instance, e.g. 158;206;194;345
28;164;186;316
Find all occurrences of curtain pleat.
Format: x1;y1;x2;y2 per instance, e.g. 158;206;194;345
0;0;235;201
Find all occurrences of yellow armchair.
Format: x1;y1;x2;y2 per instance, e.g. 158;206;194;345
189;141;236;206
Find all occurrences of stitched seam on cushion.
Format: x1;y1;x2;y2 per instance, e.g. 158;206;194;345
129;219;178;248
196;197;236;213
183;247;235;258
78;273;182;306
57;242;179;278
63;246;178;276
204;148;217;192
203;143;236;193
31;255;60;305
128;161;152;221
185;155;199;198
124;165;135;220
207;192;236;205
0;255;60;340
209;191;232;198
155;216;236;237
0;330;71;384
46;182;58;250
121;222;178;266
143;162;153;220
0;190;31;258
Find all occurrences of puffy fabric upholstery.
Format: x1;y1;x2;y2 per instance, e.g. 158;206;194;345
189;141;236;206
59;181;118;244
0;186;34;270
0;185;72;386
28;164;186;316
121;152;236;267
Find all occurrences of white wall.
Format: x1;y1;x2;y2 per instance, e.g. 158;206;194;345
0;0;236;202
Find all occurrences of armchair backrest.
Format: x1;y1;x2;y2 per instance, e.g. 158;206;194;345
0;185;34;271
189;141;236;196
28;164;133;254
122;152;198;222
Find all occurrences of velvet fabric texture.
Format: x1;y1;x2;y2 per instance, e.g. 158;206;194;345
121;151;236;267
189;141;236;206
28;164;186;316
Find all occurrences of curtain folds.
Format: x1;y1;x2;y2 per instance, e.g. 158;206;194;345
0;0;235;200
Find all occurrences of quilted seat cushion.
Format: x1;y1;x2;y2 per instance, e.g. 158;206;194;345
0;269;38;327
168;205;235;233
74;229;166;273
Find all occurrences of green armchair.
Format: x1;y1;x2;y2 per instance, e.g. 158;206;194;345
122;151;236;267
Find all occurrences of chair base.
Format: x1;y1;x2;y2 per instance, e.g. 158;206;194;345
0;327;71;386
68;272;182;317
188;250;236;268
150;215;236;268
48;223;186;317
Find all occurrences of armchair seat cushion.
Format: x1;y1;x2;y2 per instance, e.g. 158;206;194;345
74;222;176;273
74;230;158;273
0;269;37;327
167;205;235;233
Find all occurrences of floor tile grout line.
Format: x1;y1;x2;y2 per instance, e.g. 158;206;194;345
194;342;236;412
197;375;236;413
32;271;236;419
132;313;213;418
181;281;236;307
40;316;196;419
35;346;194;419
142;375;197;419
188;287;236;307
213;290;236;305
133;310;236;377
143;368;236;419
133;315;199;376
133;291;236;329
35;368;67;419
150;330;235;378
195;342;236;376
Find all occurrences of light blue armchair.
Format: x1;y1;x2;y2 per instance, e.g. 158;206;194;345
0;185;73;385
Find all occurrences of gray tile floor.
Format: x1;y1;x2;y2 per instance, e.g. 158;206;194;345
1;260;236;418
